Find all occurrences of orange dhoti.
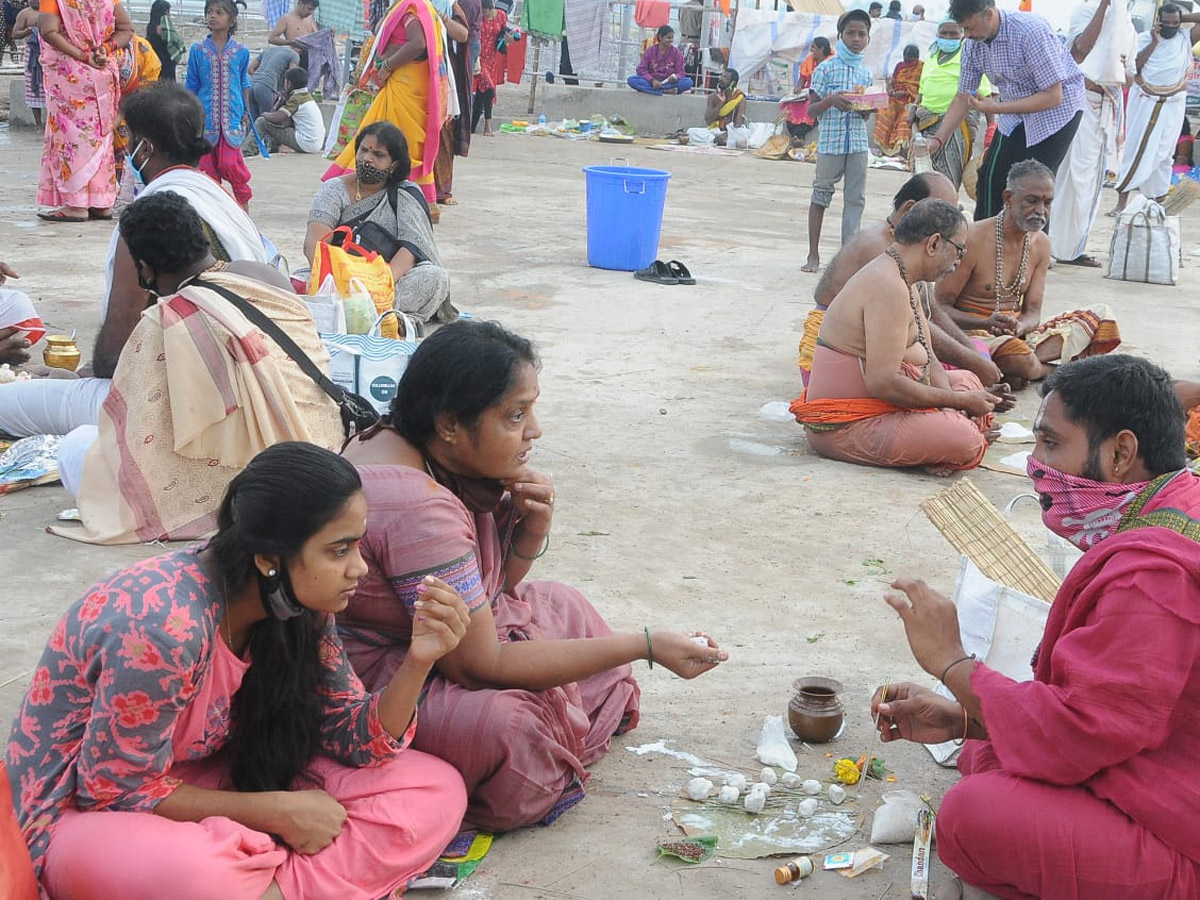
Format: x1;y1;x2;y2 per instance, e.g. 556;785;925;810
793;344;990;470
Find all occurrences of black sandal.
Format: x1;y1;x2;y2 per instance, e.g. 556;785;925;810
666;260;695;284
634;260;678;285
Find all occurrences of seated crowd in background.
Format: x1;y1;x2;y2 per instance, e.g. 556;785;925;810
793;198;999;474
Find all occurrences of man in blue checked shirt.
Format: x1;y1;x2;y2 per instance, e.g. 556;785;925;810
802;9;874;274
928;0;1085;223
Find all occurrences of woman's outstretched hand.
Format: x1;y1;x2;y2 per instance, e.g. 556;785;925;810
871;681;962;745
409;576;471;667
651;631;728;679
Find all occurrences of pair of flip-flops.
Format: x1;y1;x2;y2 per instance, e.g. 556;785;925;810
634;260;695;285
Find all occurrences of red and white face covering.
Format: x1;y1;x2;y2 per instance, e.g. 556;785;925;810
1025;456;1149;550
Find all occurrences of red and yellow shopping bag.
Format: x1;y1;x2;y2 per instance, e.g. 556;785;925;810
309;227;399;338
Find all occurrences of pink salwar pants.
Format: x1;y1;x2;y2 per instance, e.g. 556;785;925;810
936;742;1200;900
199;137;253;207
40;751;466;900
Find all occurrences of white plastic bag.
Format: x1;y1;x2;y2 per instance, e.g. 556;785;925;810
869;790;925;844
725;124;751;150
745;121;776;150
1108;197;1180;285
755;715;798;772
303;274;347;335
924;558;1050;767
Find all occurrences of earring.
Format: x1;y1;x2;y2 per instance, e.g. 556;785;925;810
268;568;277;577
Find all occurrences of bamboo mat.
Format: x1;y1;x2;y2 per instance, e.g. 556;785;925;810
921;479;1060;604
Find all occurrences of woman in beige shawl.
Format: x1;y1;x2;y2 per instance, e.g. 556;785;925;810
55;190;343;544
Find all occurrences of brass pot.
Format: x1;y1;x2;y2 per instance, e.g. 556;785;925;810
787;676;845;743
43;335;81;371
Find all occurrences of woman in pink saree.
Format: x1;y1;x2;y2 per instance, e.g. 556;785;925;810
35;0;133;222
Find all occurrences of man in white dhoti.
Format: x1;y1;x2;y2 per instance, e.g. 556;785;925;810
1113;3;1200;215
1051;0;1134;267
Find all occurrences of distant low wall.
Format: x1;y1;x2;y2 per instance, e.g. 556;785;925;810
492;83;782;137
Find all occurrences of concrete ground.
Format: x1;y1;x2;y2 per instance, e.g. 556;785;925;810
1;81;1198;899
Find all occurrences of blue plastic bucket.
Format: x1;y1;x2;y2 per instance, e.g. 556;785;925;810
582;165;672;270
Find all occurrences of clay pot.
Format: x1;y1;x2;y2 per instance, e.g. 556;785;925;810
43;335;81;371
788;676;845;743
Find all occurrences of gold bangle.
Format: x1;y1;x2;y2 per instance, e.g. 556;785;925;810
952;704;969;747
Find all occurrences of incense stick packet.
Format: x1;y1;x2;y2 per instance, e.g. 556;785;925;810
911;808;934;898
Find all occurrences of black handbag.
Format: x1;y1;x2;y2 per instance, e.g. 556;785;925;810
193;278;381;437
340;182;434;262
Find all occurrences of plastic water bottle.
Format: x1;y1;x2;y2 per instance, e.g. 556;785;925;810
911;133;933;174
538;113;547;127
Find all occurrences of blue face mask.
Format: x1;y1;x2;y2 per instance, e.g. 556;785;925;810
936;37;962;54
836;38;866;63
128;139;148;187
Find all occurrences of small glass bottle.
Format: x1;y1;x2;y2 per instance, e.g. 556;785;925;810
774;856;814;884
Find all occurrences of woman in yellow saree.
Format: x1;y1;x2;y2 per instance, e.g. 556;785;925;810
324;0;448;204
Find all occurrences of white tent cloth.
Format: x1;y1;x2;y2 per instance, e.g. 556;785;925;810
729;9;937;98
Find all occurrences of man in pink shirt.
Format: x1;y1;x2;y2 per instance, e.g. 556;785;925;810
628;25;693;94
873;353;1200;900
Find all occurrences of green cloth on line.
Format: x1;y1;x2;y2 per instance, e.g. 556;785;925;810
521;0;564;41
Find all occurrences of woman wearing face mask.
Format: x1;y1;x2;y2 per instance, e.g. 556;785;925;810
0;80;280;445
908;20;992;189
869;354;1200;900
323;0;450;205
306;121;454;326
8;441;471;900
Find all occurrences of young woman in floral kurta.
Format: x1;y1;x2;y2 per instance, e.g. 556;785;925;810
6;442;472;900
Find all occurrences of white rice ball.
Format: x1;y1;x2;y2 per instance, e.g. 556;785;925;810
686;777;714;801
828;784;847;805
744;790;767;813
751;781;772;797
802;779;822;795
718;785;740;804
798;798;819;818
760;767;778;785
780;772;803;789
725;773;748;792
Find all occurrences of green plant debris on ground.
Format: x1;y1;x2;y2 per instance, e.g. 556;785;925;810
862;558;890;576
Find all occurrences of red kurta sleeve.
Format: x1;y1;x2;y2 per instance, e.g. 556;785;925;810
973;550;1199;786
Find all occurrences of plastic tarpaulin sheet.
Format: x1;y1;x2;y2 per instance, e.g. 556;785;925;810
728;9;937;99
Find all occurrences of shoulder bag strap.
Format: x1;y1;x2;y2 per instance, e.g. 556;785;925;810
191;277;349;405
389;181;434;225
